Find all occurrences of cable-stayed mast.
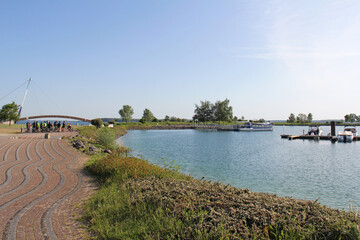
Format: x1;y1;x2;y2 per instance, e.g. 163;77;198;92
18;78;32;118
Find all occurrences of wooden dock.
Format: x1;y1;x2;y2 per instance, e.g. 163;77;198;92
281;135;360;142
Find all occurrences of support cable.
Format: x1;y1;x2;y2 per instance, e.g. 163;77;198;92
0;80;28;102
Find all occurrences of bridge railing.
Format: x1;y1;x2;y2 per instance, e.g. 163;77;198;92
19;115;91;122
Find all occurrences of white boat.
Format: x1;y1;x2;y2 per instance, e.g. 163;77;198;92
344;126;358;136
337;126;357;142
307;126;322;136
235;121;273;131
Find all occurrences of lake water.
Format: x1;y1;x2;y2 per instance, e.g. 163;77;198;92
118;126;360;210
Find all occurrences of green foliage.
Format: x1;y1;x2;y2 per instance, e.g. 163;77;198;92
296;113;307;123
91;118;103;128
213;98;233;123
287;113;296;123
86;148;187;181
307;113;313;123
170;116;179;122
84;180;230;240
287;113;313;124
194;99;233;124
119;105;134;123
164;115;170;121
77;126;126;148
0;101;20;125
96;127;117;150
344;113;360;122
161;158;181;172
194;100;214;123
151;117;160;122
142;108;155;122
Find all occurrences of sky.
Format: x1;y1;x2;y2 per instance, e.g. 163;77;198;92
1;0;360;120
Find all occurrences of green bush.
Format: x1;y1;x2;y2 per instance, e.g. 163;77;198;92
97;127;117;150
91;118;103;128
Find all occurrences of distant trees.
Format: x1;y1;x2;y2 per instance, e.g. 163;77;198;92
213;99;233;123
140;108;155;123
194;99;233;124
307;113;313;123
287;113;296;123
287;113;313;124
194;100;214;123
0;102;20;126
163;115;186;122
119;105;134;123
296;113;307;123
344;113;360;122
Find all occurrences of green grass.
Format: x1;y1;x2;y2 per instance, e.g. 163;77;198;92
76;125;360;239
0;123;26;128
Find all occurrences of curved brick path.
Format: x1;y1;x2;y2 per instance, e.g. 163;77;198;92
0;132;96;239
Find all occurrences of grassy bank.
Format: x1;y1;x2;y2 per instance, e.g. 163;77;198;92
75;126;360;239
0;123;26;134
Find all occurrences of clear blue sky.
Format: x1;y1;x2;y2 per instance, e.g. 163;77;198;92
1;1;360;120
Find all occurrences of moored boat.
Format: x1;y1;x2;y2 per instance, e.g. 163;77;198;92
337;126;357;143
307;126;323;136
235;121;273;131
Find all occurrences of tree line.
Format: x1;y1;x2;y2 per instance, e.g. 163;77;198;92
3;100;359;126
118;99;236;125
193;99;235;123
344;113;360;122
118;105;186;124
287;113;313;124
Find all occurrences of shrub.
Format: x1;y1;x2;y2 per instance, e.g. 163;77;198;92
91;118;103;128
97;127;117;150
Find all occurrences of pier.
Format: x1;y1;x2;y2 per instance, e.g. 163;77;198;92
281;134;360;142
280;122;359;142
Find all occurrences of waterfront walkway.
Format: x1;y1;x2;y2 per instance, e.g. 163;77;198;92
0;132;95;239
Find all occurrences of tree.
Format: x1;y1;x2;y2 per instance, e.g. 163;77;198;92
307;113;313;123
258;118;265;123
91;118;103;128
344;113;359;122
0;102;20;126
296;113;307;124
119;105;134;123
287;113;295;123
164;115;170;121
141;108;155;122
194;100;214;123
213;99;233;123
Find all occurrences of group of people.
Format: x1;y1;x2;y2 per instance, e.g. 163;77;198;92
25;121;72;133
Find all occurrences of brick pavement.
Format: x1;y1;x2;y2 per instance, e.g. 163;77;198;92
0;132;96;239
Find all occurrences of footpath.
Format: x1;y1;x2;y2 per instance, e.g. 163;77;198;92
0;132;96;240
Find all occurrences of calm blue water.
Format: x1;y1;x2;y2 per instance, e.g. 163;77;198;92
118;126;360;210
